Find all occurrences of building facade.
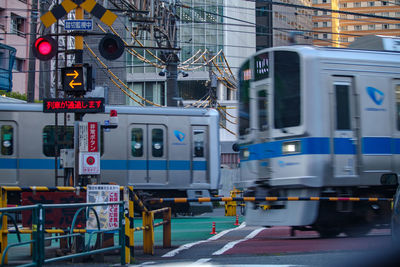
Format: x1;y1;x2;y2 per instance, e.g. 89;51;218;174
256;0;314;50
0;0;39;97
312;0;400;47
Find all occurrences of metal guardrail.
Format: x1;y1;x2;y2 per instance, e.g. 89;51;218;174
0;202;126;267
0;186;172;265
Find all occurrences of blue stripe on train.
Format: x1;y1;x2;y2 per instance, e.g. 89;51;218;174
243;137;400;162
0;159;207;171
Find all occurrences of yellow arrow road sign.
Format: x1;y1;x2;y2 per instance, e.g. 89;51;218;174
69;80;82;88
66;69;79;79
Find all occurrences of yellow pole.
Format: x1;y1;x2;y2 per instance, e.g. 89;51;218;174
125;186;135;263
75;6;83;51
0;188;8;264
142;211;154;255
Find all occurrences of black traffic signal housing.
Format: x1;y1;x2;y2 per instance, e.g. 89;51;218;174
99;34;124;60
32;35;58;61
61;64;93;96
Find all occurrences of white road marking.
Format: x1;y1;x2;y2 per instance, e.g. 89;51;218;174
188;258;212;265
161;222;247;257
212;227;265;255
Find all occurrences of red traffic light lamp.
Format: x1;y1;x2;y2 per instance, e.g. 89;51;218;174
99;34;124;60
32;35;58;61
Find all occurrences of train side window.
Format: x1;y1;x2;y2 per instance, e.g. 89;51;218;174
152;128;164;157
193;130;205;158
131;128;143;157
335;84;351;130
258;90;268;130
1;125;13;155
42;126;74;157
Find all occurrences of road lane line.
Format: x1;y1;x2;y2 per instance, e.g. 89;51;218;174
212;227;265;255
162;222;247;257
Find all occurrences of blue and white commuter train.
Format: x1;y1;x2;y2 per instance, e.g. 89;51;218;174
236;45;400;237
0;104;220;214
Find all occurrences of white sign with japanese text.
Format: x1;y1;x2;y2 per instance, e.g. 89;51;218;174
86;185;120;231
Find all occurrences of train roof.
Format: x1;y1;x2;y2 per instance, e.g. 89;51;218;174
0;102;218;117
251;45;400;65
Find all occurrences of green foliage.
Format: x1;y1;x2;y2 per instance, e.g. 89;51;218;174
0;90;27;101
0;91;42;103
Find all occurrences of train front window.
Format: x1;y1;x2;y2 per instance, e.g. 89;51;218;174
396;84;400;131
273;51;300;129
1;125;13;155
258;90;268;130
131;128;143;157
239;59;251;136
152;128;164;157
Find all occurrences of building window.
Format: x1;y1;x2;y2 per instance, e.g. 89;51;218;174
383;24;389;29
340;37;348;42
323;22;328;27
355;25;362;30
382;1;388;5
10;13;26;37
368;24;375;30
368;1;375;6
323;33;328;39
341;26;348;31
354;2;361;7
313;22;318;27
341;3;347;7
12;58;23;72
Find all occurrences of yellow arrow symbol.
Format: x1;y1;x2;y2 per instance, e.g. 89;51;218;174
66;70;79;79
69;80;82;89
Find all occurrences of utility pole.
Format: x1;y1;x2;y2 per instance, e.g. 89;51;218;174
207;52;217;108
27;0;38;102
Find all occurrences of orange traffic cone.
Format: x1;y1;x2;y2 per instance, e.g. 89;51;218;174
210;222;217;235
234;215;240;226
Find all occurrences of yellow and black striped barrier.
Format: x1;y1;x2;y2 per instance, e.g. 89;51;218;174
41;0;117;28
149;196;393;204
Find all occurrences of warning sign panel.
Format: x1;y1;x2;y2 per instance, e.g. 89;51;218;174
79;152;100;175
86;185;120;230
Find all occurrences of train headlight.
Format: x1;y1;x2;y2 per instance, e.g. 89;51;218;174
282;140;301;155
241;148;250;160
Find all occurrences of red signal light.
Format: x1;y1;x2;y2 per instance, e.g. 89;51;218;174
99;34;124;60
32;35;57;61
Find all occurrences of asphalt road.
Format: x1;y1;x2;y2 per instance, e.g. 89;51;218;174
4;207;398;267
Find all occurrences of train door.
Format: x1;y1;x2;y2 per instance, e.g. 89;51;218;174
331;78;359;178
0;121;17;184
192;126;208;184
128;124;168;184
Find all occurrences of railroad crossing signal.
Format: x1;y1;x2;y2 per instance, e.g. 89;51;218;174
32;35;58;61
62;66;85;93
41;0;117;28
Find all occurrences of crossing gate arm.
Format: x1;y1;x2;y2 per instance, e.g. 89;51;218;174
148;196;393;203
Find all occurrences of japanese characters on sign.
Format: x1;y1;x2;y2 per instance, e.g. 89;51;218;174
86;185;120;231
64;19;93;31
43;98;105;113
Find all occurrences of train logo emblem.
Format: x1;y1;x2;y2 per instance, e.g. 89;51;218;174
174;130;185;142
366;86;384;105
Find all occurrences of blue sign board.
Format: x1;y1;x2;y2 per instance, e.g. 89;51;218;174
64;19;93;31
